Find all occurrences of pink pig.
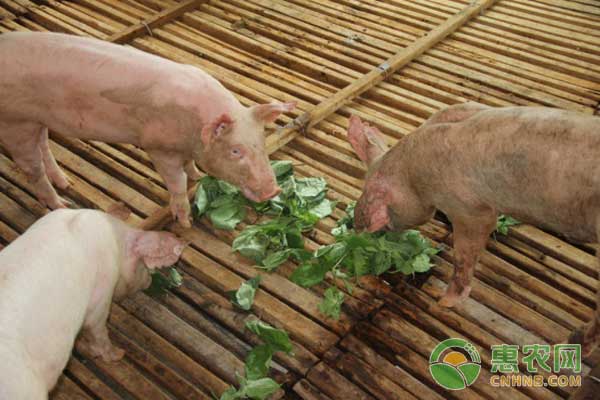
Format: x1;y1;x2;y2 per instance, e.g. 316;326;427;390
0;32;295;227
0;208;187;399
348;103;600;355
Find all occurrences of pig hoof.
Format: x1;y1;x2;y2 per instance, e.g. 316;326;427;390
54;175;71;190
438;295;460;308
48;197;72;209
179;218;192;229
101;346;125;363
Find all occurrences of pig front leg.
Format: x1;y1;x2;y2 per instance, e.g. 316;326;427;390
184;159;202;181
79;296;124;363
148;151;192;228
439;211;497;308
0;121;69;209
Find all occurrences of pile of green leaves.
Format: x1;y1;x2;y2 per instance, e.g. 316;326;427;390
220;278;293;400
496;214;520;235
289;202;439;319
194;160;334;232
195;160;335;271
144;267;183;297
232;217;309;268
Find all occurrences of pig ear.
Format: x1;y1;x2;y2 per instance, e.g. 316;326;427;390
132;231;188;270
252;101;296;124
201;113;234;147
347;115;387;166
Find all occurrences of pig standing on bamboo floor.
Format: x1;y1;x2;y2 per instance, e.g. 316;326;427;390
0;32;295;227
0;207;187;399
347;103;600;355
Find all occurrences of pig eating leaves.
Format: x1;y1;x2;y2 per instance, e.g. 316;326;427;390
0;208;188;399
0;32;295;227
348;103;600;356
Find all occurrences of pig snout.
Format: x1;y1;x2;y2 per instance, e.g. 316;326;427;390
354;195;391;233
242;184;281;203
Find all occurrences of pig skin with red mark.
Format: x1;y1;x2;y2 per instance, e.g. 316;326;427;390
0;209;187;399
0;32;295;227
348;103;600;356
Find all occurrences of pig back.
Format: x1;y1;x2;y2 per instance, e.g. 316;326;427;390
0;32;225;147
411;107;600;241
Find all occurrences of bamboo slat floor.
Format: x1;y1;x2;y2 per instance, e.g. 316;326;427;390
1;0;600;399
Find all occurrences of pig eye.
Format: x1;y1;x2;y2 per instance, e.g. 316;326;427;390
231;148;242;158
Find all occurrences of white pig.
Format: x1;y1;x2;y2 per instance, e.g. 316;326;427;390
0;208;187;399
0;32;296;227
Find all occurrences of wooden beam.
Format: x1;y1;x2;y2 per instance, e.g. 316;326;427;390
265;0;499;154
107;0;206;44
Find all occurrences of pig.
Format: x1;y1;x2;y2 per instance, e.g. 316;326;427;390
347;103;600;355
0;32;295;227
0;208;187;399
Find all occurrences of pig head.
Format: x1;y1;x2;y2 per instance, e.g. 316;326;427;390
197;102;295;203
349;115;437;237
348;115;396;232
113;230;187;301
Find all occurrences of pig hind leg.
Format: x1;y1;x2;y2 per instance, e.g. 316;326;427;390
569;220;600;356
439;209;497;308
40;127;70;189
0;121;68;209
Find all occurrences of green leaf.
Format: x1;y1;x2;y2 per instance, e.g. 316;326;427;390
270;160;293;181
230;276;261;311
169;268;183;286
244;344;273;380
294;177;327;199
411;253;433;273
194;184;209;216
245;319;293;354
144;267;182;297
209;202;247;231
372;251;392;275
218;180;240;195
496;215;520;235
318;287;345;320
233;230;270;263
219;386;242;400
243;377;280;400
261;249;292;272
290;262;329;288
309;199;335;219
349;247;370;278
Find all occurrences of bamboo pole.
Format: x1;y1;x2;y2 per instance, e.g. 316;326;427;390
107;0;206;44
266;0;499;154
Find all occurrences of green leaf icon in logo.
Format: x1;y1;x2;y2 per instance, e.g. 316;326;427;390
429;338;481;391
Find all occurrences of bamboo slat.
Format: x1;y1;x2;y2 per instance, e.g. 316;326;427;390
1;1;600;399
